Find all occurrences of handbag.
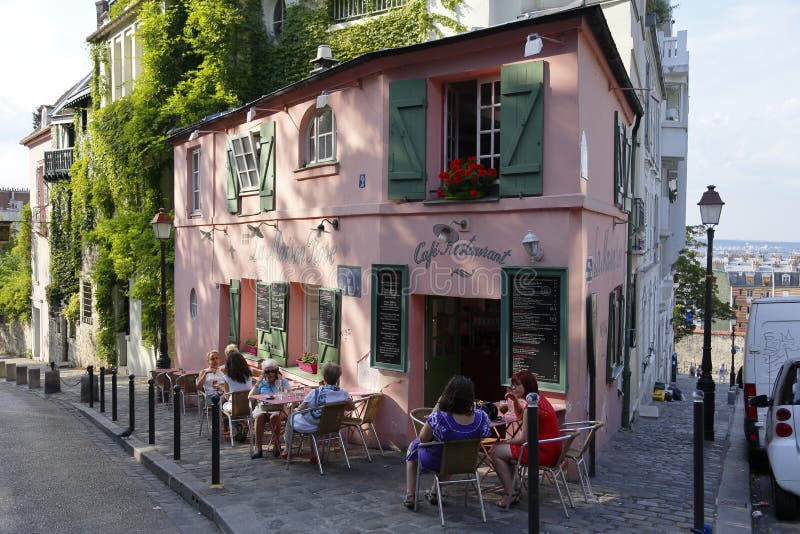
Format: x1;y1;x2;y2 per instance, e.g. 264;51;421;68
475;400;499;421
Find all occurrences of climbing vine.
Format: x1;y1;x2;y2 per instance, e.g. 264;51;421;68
0;205;32;322
56;0;461;363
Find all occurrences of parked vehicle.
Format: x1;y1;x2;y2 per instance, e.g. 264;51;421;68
750;356;800;519
742;297;800;456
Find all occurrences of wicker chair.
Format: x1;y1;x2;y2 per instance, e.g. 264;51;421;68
342;394;384;461
220;391;253;447
409;407;434;436
561;420;604;501
286;401;351;475
175;373;199;415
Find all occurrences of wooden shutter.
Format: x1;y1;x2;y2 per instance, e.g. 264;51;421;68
606;290;616;383
499;61;544;197
613;111;626;207
226;140;239;213
388;78;427;200
228;279;240;345
258;122;276;212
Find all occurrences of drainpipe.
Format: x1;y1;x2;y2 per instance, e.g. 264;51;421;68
621;113;642;430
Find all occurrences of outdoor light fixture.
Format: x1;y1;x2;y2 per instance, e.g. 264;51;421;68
315;218;339;234
188;129;224;141
729;314;738;390
450;218;469;231
246;105;285;123
151;208;173;369
247;221;278;238
522;230;544;262
697;184;724;440
523;33;564;57
315;80;363;109
433;223;459;244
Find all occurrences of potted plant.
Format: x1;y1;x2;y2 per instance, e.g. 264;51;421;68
242;338;258;356
437;156;498;200
298;352;318;374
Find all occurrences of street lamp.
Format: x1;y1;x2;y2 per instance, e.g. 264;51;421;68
697;185;725;441
729;314;737;388
151;208;173;369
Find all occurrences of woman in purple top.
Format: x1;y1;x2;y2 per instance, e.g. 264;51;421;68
403;375;491;508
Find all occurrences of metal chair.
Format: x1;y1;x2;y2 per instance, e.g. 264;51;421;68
342;393;384;461
286;401;351;475
409;407;434;436
560;420;604;501
150;370;172;405
175;373;199;415
508;430;579;517
414;438;486;527
220;390;253;447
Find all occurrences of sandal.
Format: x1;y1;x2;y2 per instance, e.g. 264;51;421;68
403;493;415;509
425;489;444;506
495;492;521;509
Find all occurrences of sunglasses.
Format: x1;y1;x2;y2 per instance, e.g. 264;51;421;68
264;369;278;374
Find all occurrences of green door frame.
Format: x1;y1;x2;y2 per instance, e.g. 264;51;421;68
424;296;462;406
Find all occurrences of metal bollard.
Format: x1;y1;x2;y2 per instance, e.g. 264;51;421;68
99;367;106;413
128;374;136;434
88;365;94;409
148;379;156;445
173;385;182;461
111;369;118;421
693;390;704;532
526;392;540;534
211;394;221;487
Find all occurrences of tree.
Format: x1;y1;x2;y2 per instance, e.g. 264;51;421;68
0;205;32;322
672;225;732;342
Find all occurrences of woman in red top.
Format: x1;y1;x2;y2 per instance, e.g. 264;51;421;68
491;370;562;508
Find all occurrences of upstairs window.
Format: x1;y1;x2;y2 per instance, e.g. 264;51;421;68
190;148;201;213
307;108;335;164
273;0;285;37
445;79;500;172
230;132;261;190
82;280;93;324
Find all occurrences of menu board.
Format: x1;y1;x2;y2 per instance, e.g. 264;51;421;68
269;282;287;331
256;283;270;331
373;268;404;367
509;271;561;384
317;288;337;347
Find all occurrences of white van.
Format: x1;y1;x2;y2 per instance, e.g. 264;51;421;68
742;297;800;456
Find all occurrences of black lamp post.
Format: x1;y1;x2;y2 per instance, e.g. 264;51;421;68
729;314;737;388
697;185;725;441
151;208;173;369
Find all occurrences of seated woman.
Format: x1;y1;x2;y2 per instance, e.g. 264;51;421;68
490;370;562;508
403;375;491;509
196;350;225;398
221;351;252;411
248;359;290;459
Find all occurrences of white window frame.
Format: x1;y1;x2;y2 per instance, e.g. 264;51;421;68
190;148;201;213
82;280;93;324
230;131;261;191
307;107;336;165
443;77;501;170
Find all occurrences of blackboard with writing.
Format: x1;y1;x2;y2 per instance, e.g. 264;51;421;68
317;288;337;347
256;283;270;331
509;272;561;384
373;269;404;367
269;282;287;331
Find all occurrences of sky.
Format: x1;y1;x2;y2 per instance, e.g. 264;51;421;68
0;1;797;242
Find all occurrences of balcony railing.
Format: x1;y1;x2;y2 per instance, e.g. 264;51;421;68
43;148;74;182
331;0;408;23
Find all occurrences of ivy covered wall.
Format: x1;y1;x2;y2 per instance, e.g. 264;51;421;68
54;0;460;364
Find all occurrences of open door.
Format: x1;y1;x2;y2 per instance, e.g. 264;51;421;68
425;296;461;406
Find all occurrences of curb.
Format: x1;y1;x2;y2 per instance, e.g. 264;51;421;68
714;389;752;533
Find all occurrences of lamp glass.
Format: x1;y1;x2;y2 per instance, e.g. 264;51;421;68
698;185;724;225
151;209;173;240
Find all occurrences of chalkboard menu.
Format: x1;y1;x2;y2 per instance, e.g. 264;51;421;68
507;269;563;385
256;283;270;331
371;266;407;371
317;288;338;347
269;282;287;331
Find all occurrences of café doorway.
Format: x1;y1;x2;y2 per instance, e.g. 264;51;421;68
424;296;504;406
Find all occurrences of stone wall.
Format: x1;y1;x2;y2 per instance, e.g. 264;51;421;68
675;331;745;381
0;320;31;356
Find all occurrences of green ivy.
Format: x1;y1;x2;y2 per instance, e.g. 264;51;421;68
0;205;32;321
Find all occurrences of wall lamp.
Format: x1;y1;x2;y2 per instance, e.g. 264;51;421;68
199;227;228;241
247;221;278;238
316;218;339;234
188;129;225;141
315;80;363;109
522;230;544;262
246;105;286;123
524;33;564;57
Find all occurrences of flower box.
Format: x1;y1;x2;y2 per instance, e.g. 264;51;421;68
242;344;258;356
298;361;318;374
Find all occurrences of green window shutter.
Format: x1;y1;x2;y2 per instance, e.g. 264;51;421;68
226;141;240;213
499;61;544;197
388;78;427;200
613;111;621;206
606;290;616;383
228;279;240;345
258;122;276;212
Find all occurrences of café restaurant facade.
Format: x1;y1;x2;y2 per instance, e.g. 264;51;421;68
169;5;639;449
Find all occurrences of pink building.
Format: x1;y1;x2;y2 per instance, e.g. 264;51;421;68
169;6;640;450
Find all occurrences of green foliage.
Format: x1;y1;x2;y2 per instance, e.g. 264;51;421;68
0;205;32;321
64;293;81;322
646;0;673;25
672;226;732;342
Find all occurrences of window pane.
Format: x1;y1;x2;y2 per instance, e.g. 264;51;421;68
309;137;316;163
319;110;333;134
480;83;492;106
480;108;493;131
493;81;501;103
479;132;491;156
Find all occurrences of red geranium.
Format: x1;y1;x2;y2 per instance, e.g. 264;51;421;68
437;156;497;200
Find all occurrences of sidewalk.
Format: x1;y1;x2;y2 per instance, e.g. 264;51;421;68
1;357;750;533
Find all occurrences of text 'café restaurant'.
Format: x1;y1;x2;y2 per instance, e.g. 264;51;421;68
170;5;635;449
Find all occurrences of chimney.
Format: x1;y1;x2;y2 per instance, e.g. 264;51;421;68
95;1;109;29
310;44;339;74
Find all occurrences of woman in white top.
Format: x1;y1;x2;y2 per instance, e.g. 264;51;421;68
196;350;226;397
221;351;252;412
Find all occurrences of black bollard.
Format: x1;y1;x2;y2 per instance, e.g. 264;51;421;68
128;374;136;434
148;379;156;445
173;385;182;461
111;369;118;421
211;394;221;487
88;365;94;408
526;392;540;534
99;367;106;413
693;390;704;532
